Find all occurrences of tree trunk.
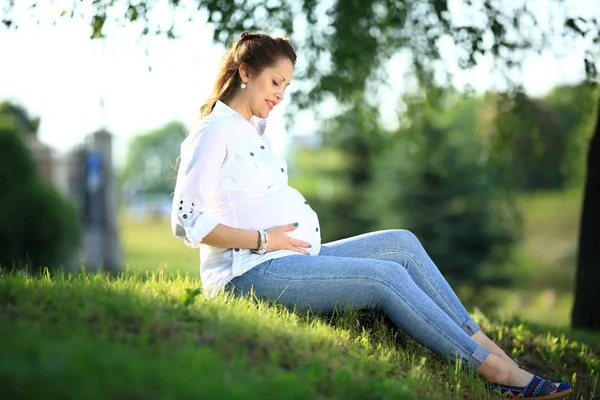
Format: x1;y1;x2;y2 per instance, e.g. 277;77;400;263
571;95;600;331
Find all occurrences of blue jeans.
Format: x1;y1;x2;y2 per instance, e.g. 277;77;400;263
224;229;491;370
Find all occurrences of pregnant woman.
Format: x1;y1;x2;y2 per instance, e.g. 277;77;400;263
171;31;572;399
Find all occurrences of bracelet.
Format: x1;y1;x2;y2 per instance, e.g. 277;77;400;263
252;230;268;255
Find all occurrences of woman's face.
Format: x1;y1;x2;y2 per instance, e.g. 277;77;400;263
244;57;294;119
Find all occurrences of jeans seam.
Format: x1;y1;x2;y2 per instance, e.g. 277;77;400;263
365;249;467;325
461;319;480;336
261;269;475;360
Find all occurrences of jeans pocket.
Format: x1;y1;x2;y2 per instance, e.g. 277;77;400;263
224;279;240;294
252;259;274;275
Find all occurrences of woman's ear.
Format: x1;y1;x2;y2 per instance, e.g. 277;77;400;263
238;63;251;83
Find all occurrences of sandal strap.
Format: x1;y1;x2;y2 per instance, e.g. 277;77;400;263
491;375;562;398
522;376;558;397
555;382;571;392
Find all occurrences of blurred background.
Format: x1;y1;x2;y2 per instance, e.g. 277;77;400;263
0;0;598;330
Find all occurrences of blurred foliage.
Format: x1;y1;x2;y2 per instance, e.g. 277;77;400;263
301;103;385;241
543;84;599;189
4;1;598;113
293;83;596;289
371;87;517;287
119;121;187;196
0;101;40;137
482;84;599;192
0;116;80;271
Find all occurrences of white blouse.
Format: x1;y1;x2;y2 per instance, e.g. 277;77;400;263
171;100;322;298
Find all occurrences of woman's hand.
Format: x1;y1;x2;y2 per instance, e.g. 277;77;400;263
265;223;311;254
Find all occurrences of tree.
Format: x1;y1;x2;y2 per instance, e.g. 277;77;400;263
120;121;187;196
3;0;599;330
572;93;600;330
0;117;80;270
0;102;40;137
543;84;599;189
479;88;595;192
375;88;517;289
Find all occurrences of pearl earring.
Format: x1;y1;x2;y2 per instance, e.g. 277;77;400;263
241;82;246;89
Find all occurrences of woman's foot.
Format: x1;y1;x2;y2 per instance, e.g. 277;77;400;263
471;330;520;368
478;353;533;386
477;354;572;398
490;376;572;399
473;330;563;390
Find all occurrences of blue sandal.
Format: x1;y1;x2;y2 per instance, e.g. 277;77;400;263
490;375;572;399
518;366;569;393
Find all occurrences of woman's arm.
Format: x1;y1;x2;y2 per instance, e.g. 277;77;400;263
200;224;262;250
201;223;311;254
171;120;226;248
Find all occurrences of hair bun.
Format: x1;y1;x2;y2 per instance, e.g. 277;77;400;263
240;32;249;39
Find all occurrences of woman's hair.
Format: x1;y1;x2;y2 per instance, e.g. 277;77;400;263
199;32;297;119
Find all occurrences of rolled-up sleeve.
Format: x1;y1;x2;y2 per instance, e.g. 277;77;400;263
171;120;227;248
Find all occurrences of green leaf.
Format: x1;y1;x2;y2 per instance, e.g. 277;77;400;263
565;18;586;36
182;287;201;307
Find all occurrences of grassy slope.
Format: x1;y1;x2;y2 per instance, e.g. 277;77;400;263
1;271;598;399
2;190;597;398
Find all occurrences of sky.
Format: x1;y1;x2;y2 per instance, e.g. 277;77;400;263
0;0;598;167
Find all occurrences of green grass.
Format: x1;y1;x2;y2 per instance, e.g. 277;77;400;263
2;189;596;398
119;215;199;276
1;269;598;399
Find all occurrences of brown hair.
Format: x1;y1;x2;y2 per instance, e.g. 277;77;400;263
199;32;297;119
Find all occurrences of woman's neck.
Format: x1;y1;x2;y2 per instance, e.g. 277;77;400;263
224;95;252;121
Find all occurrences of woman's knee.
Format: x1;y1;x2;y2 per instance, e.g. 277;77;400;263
394;228;417;240
369;259;413;289
370;229;418;249
387;229;423;250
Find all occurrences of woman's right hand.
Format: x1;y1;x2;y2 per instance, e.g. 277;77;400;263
265;223;311;254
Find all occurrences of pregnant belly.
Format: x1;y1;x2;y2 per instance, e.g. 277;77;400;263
217;185;322;255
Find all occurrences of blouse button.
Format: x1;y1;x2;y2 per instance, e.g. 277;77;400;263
179;207;182;210
182;214;187;219
179;200;183;204
234;248;240;252
281;168;284;172
250;152;254;156
304;200;308;205
260;145;265;149
315;227;319;232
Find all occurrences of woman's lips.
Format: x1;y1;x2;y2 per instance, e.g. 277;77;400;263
266;100;274;111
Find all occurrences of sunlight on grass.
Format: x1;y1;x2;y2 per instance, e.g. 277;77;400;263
482;287;574;327
1;269;598;399
119;215;198;276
